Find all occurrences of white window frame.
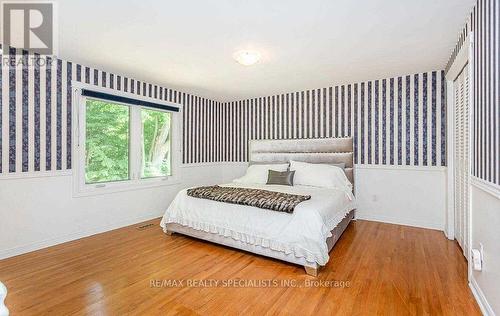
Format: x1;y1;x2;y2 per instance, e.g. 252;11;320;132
72;82;182;197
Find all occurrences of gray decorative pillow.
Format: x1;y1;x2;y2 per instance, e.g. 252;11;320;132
267;170;295;186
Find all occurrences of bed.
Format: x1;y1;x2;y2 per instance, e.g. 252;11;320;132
160;137;356;276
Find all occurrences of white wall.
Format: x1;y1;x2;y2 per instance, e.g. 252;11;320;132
0;162;447;260
209;163;447;231
0;163;239;259
469;182;500;315
355;165;447;230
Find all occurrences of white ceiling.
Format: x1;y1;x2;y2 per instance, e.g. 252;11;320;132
58;0;474;101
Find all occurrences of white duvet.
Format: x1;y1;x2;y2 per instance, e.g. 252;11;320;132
160;183;356;265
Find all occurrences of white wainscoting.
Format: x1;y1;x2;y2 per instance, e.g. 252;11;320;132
354;165;447;231
0;163;238;260
0;162;447;260
211;163;447;231
470;182;500;315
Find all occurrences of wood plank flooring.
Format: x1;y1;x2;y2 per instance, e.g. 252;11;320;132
0;219;480;315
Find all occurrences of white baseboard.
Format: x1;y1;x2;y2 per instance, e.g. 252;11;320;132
444;228;455;240
0;212;161;260
469;276;496;316
356;214;444;231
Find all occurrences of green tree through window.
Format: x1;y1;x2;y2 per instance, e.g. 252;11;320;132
84;98;172;185
142;109;172;177
85;99;129;183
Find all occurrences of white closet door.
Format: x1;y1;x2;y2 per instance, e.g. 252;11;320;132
462;66;470;256
453;65;469;256
453;75;463;249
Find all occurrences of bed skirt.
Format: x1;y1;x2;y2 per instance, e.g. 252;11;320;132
165;209;355;270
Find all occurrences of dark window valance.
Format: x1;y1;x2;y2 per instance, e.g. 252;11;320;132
81;89;179;112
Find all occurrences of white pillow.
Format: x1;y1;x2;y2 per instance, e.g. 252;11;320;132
289;160;352;190
233;164;289;184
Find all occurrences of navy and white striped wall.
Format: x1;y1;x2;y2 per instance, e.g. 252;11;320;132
0;44;221;175
446;0;499;186
0;45;449;172
469;0;499;185
221;71;447;167
445;21;470;74
182;95;225;163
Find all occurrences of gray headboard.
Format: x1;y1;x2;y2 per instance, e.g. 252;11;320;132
248;137;354;186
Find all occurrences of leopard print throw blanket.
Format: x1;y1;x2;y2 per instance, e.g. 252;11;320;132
186;185;311;214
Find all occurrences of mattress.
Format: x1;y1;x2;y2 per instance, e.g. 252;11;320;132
160;182;356;266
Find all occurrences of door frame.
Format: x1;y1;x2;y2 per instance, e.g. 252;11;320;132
445;31;474;271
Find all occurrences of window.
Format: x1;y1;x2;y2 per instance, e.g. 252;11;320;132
76;87;178;195
142;109;172;178
85;99;130;184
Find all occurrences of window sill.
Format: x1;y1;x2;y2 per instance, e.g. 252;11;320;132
73;177;181;198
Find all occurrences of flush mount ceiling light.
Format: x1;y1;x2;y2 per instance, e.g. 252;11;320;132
233;50;261;66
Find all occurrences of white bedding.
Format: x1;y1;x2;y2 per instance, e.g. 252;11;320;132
160;183;356;265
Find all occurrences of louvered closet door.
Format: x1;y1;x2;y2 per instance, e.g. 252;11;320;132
453;65;469;256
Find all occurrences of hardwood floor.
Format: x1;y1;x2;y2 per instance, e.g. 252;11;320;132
0;219;480;315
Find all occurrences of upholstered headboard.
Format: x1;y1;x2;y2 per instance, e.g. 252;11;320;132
248;137;354;186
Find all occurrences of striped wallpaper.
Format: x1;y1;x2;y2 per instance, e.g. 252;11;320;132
469;0;499;185
446;0;499;186
0;47;450;172
0;5;494;180
445;21;470;74
220;71;447;167
0;44;221;175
